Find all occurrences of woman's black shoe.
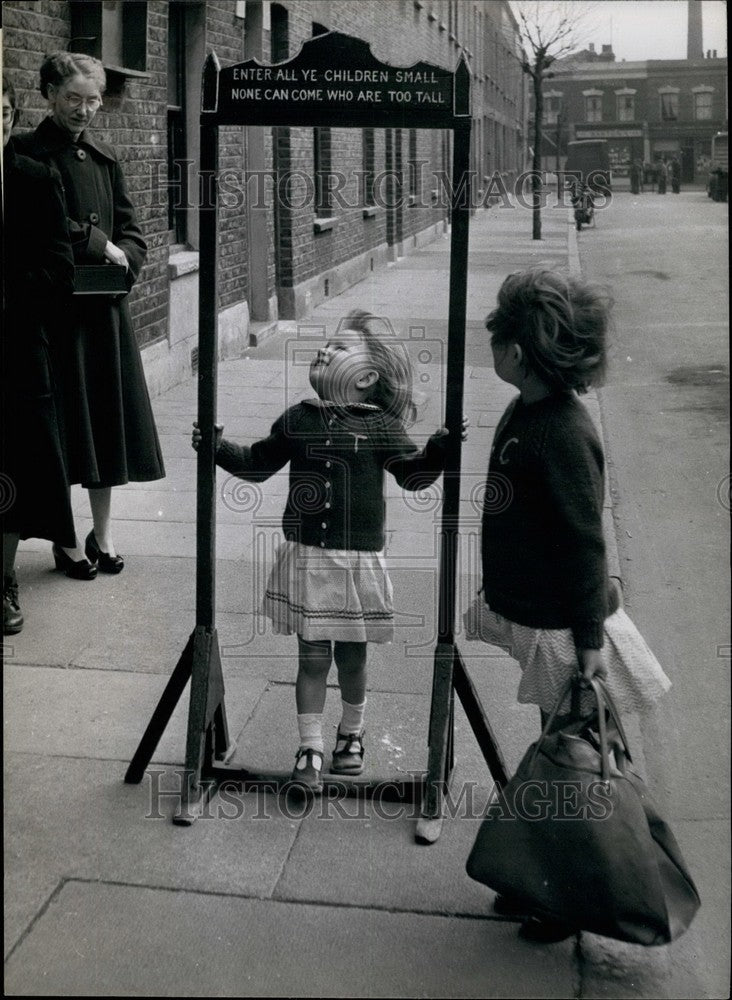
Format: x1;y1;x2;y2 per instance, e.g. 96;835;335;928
52;545;97;580
85;531;124;574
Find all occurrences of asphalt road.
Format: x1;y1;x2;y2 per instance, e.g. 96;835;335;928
575;186;730;996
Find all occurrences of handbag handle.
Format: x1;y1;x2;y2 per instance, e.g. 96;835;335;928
528;675;633;782
592;677;633;766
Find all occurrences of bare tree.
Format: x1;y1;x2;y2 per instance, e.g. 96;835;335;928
512;2;597;239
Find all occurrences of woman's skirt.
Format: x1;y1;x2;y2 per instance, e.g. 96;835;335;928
463;596;671;715
262;541;394;643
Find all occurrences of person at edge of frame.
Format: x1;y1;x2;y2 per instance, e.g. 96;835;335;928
2;74;76;635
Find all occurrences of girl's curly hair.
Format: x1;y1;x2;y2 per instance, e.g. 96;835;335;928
485;269;612;393
40;51;106;98
338;309;417;424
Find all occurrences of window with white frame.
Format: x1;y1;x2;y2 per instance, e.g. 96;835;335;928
660;91;679;121
585;95;602;123
694;91;713;120
543;93;561;124
616;92;635;122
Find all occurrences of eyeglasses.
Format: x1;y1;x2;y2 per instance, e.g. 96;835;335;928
60;92;103;111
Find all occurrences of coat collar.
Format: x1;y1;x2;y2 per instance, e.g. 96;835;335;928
29;115;116;162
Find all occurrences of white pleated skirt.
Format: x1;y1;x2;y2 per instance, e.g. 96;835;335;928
262;540;394;643
463;595;671;716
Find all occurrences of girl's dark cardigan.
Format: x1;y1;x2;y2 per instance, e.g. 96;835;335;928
216;400;447;552
482;391;619;649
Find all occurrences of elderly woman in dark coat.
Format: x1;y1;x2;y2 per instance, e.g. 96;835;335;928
16;52;165;578
2;75;77;634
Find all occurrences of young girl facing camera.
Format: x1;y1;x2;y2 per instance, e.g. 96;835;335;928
193;310;465;792
465;269;670;942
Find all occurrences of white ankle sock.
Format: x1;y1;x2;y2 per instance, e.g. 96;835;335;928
339;698;366;735
297;713;324;753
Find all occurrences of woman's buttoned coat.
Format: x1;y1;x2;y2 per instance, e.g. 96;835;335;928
16;116;165;488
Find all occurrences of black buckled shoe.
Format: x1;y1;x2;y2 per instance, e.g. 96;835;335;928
85;531;124;574
290;747;324;794
330;729;365;775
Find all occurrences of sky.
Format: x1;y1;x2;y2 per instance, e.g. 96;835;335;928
511;1;728;62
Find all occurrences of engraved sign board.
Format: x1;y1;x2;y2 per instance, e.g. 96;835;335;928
203;31;470;129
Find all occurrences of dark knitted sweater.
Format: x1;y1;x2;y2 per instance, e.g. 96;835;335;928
216;399;447;551
482;391;619;649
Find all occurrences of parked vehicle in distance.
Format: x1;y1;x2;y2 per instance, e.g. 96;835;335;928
563;139;612;194
707;131;728;202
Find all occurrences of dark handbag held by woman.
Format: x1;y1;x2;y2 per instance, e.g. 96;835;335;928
466;677;700;945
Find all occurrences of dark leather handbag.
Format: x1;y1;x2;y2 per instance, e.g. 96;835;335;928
466;677;700;945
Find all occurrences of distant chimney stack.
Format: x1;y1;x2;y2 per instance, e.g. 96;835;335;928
687;0;703;60
589;42;595;52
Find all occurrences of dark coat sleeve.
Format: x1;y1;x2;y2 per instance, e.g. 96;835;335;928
540;417;608;649
215;410;294;483
32;165;75;300
381;420;448;489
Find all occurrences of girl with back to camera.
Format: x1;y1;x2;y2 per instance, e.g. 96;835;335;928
193;310;466;792
464;269;670;942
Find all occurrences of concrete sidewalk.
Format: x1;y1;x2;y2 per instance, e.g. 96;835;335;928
3;202;700;997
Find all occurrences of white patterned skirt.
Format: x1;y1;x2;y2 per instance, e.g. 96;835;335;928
463;596;671;716
262;541;394;643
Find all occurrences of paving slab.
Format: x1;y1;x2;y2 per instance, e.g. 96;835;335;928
3;756;301;957
2;665;268;765
275;804;497;916
3;881;577;998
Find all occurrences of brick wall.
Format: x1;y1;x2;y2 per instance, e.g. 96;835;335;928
3;0;171;348
3;1;526;366
205;1;249;312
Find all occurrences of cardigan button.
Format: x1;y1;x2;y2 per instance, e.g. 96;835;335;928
325;502;331;509
325;461;331;468
325;439;331;446
321;522;327;529
89;212;99;224
320;541;326;547
76;148;87;160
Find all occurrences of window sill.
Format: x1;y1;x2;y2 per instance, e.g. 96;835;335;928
168;249;200;280
314;216;336;234
362;206;377;218
105;65;151;80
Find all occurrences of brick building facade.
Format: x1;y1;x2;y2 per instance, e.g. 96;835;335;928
3;0;528;395
534;43;727;183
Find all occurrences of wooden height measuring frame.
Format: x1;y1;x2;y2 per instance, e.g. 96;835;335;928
125;32;508;837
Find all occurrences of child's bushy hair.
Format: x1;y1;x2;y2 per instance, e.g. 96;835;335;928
339;309;417;423
485;269;611;393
